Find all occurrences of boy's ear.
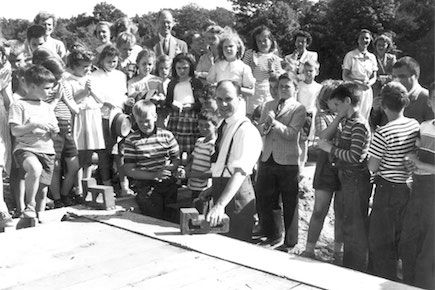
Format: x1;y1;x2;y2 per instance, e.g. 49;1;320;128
344;96;352;105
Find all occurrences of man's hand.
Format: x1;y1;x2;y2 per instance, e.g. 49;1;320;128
318;139;333;153
206;203;226;227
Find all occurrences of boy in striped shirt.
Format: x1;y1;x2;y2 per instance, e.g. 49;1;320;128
318;82;372;271
186;113;216;200
123;100;180;219
367;82;419;281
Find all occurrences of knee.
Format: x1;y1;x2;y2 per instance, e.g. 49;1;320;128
23;159;43;178
68;158;80;174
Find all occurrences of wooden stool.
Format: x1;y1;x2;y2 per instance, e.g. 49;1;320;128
82;178;116;210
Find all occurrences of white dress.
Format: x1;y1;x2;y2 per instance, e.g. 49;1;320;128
65;73;105;151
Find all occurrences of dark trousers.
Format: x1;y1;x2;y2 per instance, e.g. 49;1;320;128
336;167;372;271
211;176;256;242
368;177;410;281
399;175;435;289
135;178;178;220
255;161;299;243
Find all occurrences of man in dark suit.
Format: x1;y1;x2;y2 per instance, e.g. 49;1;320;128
153;10;188;60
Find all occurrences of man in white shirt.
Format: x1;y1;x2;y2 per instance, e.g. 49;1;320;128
206;80;262;241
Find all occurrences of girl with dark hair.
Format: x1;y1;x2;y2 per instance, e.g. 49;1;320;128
166;53;204;156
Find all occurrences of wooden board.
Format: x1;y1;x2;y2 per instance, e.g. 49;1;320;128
0;215;303;290
68;208;419;290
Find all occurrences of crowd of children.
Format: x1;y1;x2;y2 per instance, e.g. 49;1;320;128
0;9;433;289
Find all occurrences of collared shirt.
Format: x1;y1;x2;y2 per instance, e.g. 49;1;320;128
206;59;256;89
211;111;262;177
123;128;179;172
331;111;370;167
342;49;378;82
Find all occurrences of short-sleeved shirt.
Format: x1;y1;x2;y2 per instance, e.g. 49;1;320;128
207;59;256;89
211;113;262;177
342;49;378;82
369;117;420;183
9;98;58;154
46;81;75;120
91;69;127;110
123;128;179;172
297;81;322;114
127;74;163;97
188;137;215;191
242;49;283;84
415;120;435;176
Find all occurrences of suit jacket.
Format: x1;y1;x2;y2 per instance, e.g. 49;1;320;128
259;98;306;165
153;35;188;59
376;53;396;76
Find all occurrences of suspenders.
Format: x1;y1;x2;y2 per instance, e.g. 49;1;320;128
220;120;249;177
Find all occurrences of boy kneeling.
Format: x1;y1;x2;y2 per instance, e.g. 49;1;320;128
123;100;180;219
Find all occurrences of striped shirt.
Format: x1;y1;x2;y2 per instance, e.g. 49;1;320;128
369;117;419;183
123;128;179;172
46;81;75;120
331;112;370;168
188;137;215;191
415;120;435;176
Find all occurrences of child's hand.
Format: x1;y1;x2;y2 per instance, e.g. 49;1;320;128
197;187;213;201
85;79;94;95
48;123;60;134
318;139;333;153
404;153;418;172
126;97;136;107
155;169;172;181
265;111;275;126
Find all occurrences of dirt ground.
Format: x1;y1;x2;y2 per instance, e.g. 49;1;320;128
289;163;336;263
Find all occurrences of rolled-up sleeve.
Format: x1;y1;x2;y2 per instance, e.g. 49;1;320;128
228;123;262;175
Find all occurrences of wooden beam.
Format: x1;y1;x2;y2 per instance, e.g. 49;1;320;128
69;208;418;290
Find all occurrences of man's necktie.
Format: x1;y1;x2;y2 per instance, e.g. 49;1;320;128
210;120;226;163
163;38;169;55
276;98;285;115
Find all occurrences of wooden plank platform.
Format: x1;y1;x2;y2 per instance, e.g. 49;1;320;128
0;205;420;290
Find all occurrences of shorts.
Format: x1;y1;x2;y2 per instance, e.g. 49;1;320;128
53;120;78;159
14;149;55;185
313;150;341;192
78;150;97;167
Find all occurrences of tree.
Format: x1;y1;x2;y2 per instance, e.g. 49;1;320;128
93;2;126;22
235;1;299;55
0;18;30;41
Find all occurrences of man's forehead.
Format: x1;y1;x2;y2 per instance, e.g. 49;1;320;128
216;82;238;97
